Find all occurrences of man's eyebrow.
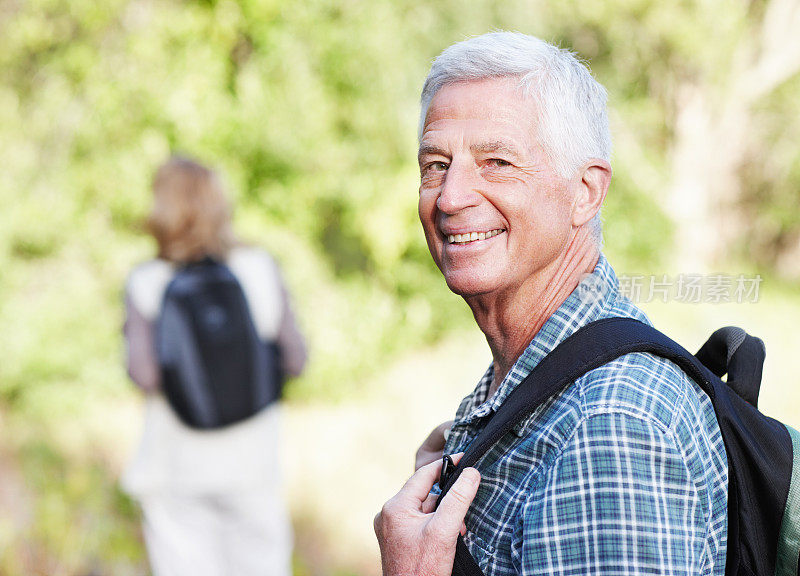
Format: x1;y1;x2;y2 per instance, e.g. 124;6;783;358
470;141;521;157
417;144;448;161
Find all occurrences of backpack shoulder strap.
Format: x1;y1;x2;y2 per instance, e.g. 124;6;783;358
440;317;710;494
440;316;713;576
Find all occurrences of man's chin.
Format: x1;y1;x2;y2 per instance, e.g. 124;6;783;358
443;273;499;298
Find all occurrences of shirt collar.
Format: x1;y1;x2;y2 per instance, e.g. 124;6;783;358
451;253;622;427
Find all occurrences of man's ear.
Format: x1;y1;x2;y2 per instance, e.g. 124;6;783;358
572;159;612;228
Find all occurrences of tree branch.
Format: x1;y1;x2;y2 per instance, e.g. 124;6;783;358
738;0;800;103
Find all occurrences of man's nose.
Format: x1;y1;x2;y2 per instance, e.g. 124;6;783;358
436;162;482;214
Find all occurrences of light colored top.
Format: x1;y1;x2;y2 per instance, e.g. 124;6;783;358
121;246;307;496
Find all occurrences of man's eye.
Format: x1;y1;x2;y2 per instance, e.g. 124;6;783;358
487;158;511;168
422;161;448;174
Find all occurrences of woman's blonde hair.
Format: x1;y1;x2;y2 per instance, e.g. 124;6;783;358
147;156;236;263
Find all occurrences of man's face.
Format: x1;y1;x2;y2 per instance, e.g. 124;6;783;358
418;77;577;299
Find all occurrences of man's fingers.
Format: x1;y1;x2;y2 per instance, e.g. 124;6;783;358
396;458;445;504
428;467;480;539
418;451;467;514
399;451;467;505
421;492;438;514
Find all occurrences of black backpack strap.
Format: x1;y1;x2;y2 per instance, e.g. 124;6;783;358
452;536;486;576
439;317;714;576
695;326;765;407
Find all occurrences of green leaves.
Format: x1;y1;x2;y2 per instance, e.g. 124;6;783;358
1;2;798;570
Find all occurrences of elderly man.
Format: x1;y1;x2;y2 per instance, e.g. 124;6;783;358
374;32;728;575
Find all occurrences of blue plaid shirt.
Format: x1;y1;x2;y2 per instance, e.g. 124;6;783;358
442;254;728;575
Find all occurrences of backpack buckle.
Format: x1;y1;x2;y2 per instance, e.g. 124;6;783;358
439;454;455;490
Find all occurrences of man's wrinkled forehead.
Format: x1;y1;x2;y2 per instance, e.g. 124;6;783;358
418;77;539;155
422;75;534;124
420;77;535;135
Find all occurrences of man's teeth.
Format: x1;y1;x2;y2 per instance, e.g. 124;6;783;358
447;229;505;244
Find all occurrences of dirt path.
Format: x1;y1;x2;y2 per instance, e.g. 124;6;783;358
0;411;35;573
283;328;489;575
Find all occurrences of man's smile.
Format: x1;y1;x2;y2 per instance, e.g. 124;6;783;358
446;228;506;245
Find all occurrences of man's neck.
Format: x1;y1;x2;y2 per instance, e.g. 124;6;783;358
466;227;600;399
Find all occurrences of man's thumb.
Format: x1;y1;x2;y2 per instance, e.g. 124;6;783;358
429;468;481;538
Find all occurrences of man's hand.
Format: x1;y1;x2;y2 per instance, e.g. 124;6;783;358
415;420;454;471
374;454;480;576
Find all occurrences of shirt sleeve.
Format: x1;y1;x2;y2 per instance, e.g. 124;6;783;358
123;290;161;393
516;411;709;575
274;271;307;378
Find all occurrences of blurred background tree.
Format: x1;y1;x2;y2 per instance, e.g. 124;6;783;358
0;0;798;574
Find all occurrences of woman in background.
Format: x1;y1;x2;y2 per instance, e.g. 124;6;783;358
122;156;306;576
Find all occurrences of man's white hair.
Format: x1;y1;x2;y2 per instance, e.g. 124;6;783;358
419;32;611;242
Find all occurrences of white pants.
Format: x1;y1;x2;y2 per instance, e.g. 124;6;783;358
140;490;292;576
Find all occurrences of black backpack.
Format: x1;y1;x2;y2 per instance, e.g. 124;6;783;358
155;258;283;429
437;317;800;576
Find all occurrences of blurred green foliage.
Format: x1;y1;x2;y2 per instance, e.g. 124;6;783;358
1;0;798;573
